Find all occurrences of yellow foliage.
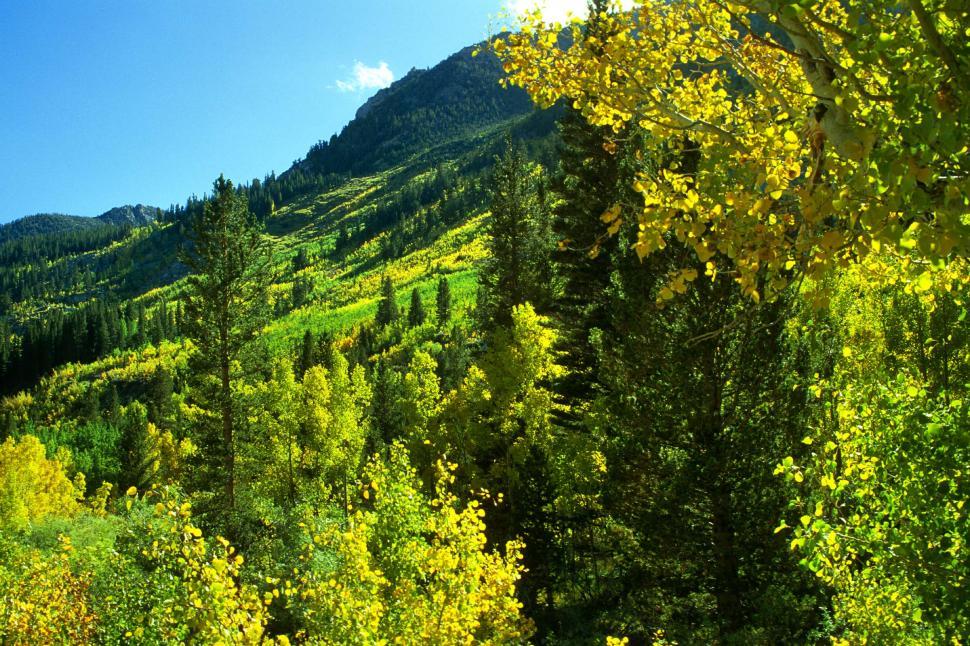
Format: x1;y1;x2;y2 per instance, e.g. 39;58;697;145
130;488;270;643
0;435;80;532
292;445;533;644
0;538;98;645
496;1;970;301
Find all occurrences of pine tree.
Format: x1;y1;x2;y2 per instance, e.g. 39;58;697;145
375;276;399;328
149;368;174;424
548;106;624;419
407;288;426;327
298;330;315;376
120;402;154;491
436;276;452;328
81;385;101;422
476;137;555;330
181;175;272;512
106;385;122;428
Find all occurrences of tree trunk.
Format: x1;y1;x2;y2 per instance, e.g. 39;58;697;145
711;482;744;638
699;334;744;638
221;351;234;510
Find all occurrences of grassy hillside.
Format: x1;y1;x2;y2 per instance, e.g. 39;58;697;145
0;38;559;406
2;104;556;422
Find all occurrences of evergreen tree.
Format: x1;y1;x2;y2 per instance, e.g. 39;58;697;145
81;385;101;422
298;330;315;376
135;304;147;348
119;402;154;491
106;385;122;428
292;248;310;272
149;368;174;425
407;288;426;327
375;276;399;328
315;330;337;371
370;359;405;447
291;277;312;310
549;107;622;416
181;175;272;512
435;276;452;328
476;137;555;330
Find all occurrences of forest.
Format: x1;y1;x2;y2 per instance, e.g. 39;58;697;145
0;1;968;644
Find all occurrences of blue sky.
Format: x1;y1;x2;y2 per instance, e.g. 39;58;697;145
0;0;547;222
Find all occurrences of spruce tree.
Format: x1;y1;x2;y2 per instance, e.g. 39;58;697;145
476;137;554;330
375;276;399;328
298;330;315;376
435;276;452;328
549;107;624;417
407;288;426;327
181;175;272;512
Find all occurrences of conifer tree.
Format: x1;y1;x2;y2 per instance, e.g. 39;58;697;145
407;288;426;327
549;104;622;414
120;402;154;491
375;275;399;328
181;175;272;512
298;329;315;376
106;385;122;428
435;276;451;328
476;137;554;330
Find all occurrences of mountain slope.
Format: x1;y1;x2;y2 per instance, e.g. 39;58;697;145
296;45;533;177
0;204;161;243
0;39;558;400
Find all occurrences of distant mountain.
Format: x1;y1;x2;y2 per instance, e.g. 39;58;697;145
0;213;97;241
96;204;161;228
1;204;160;242
295;42;534;178
0;35;561;398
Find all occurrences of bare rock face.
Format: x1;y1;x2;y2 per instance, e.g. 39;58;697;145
96;204;161;227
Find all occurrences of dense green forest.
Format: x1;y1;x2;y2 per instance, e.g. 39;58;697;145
1;1;968;644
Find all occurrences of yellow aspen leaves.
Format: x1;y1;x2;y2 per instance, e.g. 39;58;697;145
495;1;970;303
0;435;81;532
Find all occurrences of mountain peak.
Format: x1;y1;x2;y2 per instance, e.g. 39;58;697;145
1;204;160;243
296;42;533;178
96;204;161;227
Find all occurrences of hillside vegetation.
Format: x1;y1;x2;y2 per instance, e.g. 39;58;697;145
1;3;969;644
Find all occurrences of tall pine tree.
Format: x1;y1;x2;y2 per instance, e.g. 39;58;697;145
181;175;272;513
435;276;452;328
407;288;426;327
375;275;399;329
476;137;555;330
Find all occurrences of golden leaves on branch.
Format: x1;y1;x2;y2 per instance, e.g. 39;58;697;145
493;0;969;305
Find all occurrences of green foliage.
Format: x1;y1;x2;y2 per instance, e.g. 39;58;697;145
113;487;272;644
2;16;967;645
290;444;533;644
375;275;400;329
436;275;452;327
779;263;970;643
300;351;372;500
477;139;555;329
407;287;426;327
182;175;273;513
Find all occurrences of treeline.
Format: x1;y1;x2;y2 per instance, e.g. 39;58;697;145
0;223;137;305
0;222;132;267
0;297;181;395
